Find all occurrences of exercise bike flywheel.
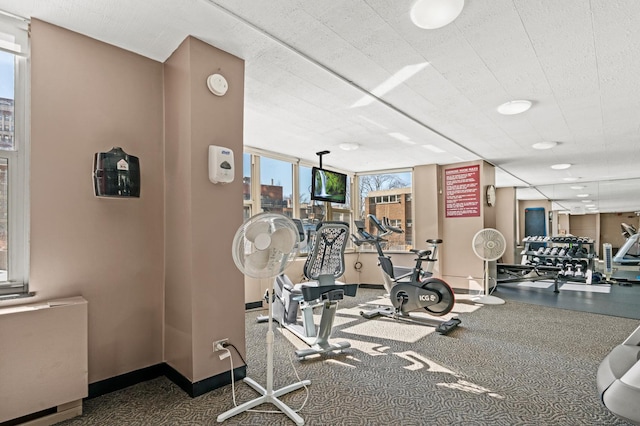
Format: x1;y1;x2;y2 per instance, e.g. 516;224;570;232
389;277;456;317
421;278;455;316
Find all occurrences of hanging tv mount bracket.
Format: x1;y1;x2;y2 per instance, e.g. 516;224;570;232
316;150;330;168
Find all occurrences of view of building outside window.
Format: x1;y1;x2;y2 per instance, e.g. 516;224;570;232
242;153;251;220
0;50;15;281
298;165;326;253
359;172;412;250
242;152;251;201
259;156;293;217
0;158;6;278
242;153;352;254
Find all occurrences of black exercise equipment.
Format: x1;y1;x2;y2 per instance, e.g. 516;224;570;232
351;215;460;334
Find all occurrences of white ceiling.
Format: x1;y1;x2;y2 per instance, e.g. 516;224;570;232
3;0;640;214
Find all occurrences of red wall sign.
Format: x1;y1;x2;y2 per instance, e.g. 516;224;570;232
445;165;480;218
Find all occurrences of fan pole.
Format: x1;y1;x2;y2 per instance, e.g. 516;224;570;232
217;286;311;425
472;260;505;305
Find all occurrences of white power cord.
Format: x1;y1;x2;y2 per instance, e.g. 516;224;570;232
219;347;237;407
222;335;310;414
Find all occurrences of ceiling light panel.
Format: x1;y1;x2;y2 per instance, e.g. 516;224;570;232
410;0;465;30
497;100;532;115
532;141;558;150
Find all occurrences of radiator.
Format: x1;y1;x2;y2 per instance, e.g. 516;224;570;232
0;296;88;424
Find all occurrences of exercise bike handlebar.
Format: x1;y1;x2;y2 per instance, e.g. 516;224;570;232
352;214;444;259
367;214;393;237
382;216;404;235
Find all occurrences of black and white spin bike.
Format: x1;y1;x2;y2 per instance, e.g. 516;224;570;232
351;214;460;334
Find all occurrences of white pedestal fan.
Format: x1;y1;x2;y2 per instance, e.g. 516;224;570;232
217;212;309;425
471;228;506;305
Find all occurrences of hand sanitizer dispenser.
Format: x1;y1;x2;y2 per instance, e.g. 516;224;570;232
209;145;234;184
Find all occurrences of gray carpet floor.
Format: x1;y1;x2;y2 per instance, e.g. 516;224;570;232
57;287;638;425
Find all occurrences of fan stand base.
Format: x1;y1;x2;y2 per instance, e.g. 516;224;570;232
217;377;311;425
472;294;505;305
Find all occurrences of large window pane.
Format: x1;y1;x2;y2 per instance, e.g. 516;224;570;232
358;172;412;250
260;157;293;217
0;158;6;281
0;51;15;151
298;165;325;224
243;152;251;201
0;13;29;296
298;165;325;253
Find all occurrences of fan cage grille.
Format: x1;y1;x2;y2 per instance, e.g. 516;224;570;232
472;228;506;261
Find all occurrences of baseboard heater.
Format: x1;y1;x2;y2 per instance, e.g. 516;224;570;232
0;296;88;425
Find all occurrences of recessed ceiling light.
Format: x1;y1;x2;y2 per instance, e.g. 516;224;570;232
588;207;598;211
532;141;557;150
576;193;590;198
581;200;593;203
585;204;596;207
422;144;446;153
410;0;465;30
388;132;410;141
358;115;388;130
339;143;360;151
563;177;580;182
551;163;571;170
570;185;585;190
352;62;429;107
497;100;532;115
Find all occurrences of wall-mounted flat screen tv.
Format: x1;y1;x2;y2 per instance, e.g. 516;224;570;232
311;167;347;204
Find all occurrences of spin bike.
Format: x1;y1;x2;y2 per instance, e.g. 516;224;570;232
351;214;460;334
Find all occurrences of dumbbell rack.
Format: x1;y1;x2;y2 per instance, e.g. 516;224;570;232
520;236;596;283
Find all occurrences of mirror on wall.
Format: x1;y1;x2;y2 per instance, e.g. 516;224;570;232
517;178;640;215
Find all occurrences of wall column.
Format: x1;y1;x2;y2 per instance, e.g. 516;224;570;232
438;161;495;291
164;37;245;395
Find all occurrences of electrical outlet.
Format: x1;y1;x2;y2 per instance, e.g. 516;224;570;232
213;338;229;352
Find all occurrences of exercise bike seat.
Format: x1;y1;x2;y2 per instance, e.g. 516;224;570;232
409;249;432;258
298;277;358;302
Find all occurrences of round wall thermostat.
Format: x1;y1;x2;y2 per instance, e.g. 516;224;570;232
207;73;228;96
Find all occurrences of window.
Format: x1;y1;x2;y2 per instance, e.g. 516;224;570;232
297;165;324;254
388;219;401;227
0;12;30;298
243;152;354;254
243;152;252;220
358;171;412;250
259;156;293;217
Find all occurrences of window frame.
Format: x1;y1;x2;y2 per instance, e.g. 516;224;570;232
355;168;413;252
0;12;30;299
244;148;355;254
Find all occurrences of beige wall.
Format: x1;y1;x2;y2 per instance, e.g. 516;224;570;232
569;213;600;256
412;165;440;246
412;164;443;277
558;213;570;235
496;187;517;264
164;37;245;382
439;161;494;290
29;20;165;383
600;212;640;250
17;19;246;391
